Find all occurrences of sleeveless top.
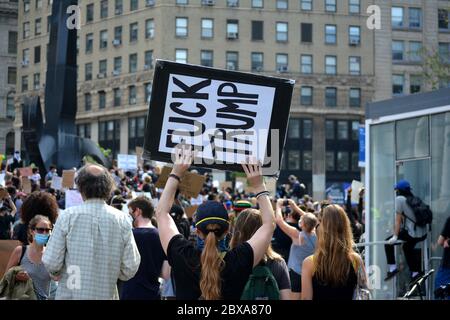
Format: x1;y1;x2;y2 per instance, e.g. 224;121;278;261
20;246;52;300
287;232;317;275
311;256;357;301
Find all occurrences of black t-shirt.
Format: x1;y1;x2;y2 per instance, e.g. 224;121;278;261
441;217;450;269
167;234;254;300
0;214;14;239
265;259;291;291
121;228;167;300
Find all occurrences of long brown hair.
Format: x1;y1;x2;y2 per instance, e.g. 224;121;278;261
200;224;226;300
230;209;282;262
313;205;356;286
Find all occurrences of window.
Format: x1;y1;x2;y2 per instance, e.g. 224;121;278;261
325;120;335;139
8;31;17;54
276;53;288;71
303;151;312;171
177;0;188;4
252;21;263;41
409;41;422;62
349;0;360;14
349;26;360;45
86;33;93;53
130;22;138;42
351;121;359;140
86;3;94;23
301;86;313;105
85;93;92;111
85;63;93;80
113;56;122;74
337;121;348;140
7;67;16;85
251;52;263;71
21;76;28;92
145;83;152;103
115;0;123;15
100;30;108;49
99;59;107;75
201;19;213;38
36;0;42;9
349;88;361;107
410;75;422;94
325;56;337;74
35;18;42;35
101;0;108;19
6;92;15;120
98;91;106;109
288;150;300;170
129;118;136;139
439;9;450;30
129;53;137;73
392;41;404;61
130;0;138;11
114;26;122;44
175;49;187;63
113;88;121;106
337;152;349;171
77;124;91;139
276;0;287;10
34;46;41;63
325;0;336;12
276;22;288;42
392;74;404;95
303;119;312;139
351;153;359;172
325;25;336;44
23;48;30;64
301;55;313;74
23;22;30;39
252;0;263;8
392;7;404;28
176;18;188;37
326;152;335;171
288;119;300;138
439;42;450;63
24;0;30;12
145;19;154;39
226;51;238;70
200;50;213;67
325;87;337;107
129;85;137;104
301;23;312;43
227;0;239;7
349;56;361;75
227;20;239;39
144;50;153;69
409;8;421;28
301;0;312;11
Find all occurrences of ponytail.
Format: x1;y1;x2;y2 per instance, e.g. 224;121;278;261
200;231;224;300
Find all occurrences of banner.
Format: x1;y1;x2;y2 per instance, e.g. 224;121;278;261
143;60;294;176
117;154;138;171
325;182;351;205
359;125;365;167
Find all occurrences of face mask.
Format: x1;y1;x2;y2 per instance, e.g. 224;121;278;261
196;236;228;253
34;233;50;246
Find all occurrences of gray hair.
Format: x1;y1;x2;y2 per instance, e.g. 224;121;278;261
75;164;115;200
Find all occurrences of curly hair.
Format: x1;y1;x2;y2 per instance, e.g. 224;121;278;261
20;191;59;225
75;164;115;200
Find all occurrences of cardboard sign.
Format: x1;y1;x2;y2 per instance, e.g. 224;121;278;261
22;176;32;194
142;60;294;176
0;188;9;199
117;154;138;171
136;147;144;167
51;176;63;191
19;167;33;177
351;180;364;204
185;205;198;219
62;170;76;189
220;181;232;191
0;173;5;187
0;240;21;279
65;190;84;208
155;166;206;198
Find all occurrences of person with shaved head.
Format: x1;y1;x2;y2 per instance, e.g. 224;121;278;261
42;164;141;299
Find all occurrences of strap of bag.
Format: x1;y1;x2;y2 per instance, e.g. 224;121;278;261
19;245;26;265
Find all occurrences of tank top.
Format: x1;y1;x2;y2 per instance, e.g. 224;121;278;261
20;246;51;300
287;232;316;275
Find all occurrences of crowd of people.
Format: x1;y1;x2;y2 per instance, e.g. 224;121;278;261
0;147;448;300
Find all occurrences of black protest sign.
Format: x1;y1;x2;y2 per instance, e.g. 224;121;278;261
143;60;294;177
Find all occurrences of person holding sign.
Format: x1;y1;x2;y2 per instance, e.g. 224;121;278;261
155;146;275;300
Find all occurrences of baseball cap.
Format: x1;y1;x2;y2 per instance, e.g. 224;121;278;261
170;204;185;219
195;201;229;234
232;200;252;212
394;180;411;191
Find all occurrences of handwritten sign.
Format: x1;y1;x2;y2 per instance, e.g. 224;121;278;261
21;176;32;194
220;181;232;191
351;180;364;204
19;167;33;177
185;205;198;219
65;190;84;208
0;174;5;187
117;154;138;171
51;176;63;191
155;166;205;198
62;170;76;189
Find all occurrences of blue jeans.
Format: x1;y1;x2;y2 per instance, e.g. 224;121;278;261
434;267;450;300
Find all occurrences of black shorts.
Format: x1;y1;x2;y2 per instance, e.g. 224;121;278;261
289;269;302;293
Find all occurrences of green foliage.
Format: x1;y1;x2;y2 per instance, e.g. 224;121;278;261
97;144;112;159
419;47;450;90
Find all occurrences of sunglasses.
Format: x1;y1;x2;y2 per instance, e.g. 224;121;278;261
33;227;52;234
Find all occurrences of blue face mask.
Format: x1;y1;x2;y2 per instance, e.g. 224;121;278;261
34;233;50;246
196;237;228;253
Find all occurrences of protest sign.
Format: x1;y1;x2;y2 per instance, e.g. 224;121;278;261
351;180;364;204
0;173;5;187
235;177;246;193
118;154;138;171
19;167;33;177
143;60;294;177
62;170;75;189
51;176;63;191
155;166;205;198
136;147;144;167
265;177;277;196
185;205;198;219
220;181;232;191
22;176;32;194
65;190;84;208
190;195;204;206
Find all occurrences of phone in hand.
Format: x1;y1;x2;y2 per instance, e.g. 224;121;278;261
283;200;289;206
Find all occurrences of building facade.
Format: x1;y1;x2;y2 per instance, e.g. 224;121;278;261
15;0;377;199
0;0;18;156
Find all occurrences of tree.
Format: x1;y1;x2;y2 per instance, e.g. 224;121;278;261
419;47;450;91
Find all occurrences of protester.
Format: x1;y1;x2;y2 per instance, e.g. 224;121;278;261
302;205;366;300
434;215;450;299
345;188;364;243
30;168;41;185
44;165;58;183
6;215;54;300
42;164;141;299
288;175;306;201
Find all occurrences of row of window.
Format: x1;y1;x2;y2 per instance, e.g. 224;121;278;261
83;83;152;110
298;87;361;107
285;150;359;172
392;74;423;96
392;41;423;63
288;119;360;140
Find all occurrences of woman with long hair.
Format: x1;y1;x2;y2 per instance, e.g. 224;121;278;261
302;204;366;300
156;147;275;299
230;208;291;300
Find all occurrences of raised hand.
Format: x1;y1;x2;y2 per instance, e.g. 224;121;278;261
241;158;265;194
171;144;194;178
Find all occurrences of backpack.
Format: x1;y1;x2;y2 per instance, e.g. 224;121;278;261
240;265;280;300
405;196;433;230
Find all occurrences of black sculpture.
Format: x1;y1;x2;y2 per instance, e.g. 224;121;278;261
22;0;110;173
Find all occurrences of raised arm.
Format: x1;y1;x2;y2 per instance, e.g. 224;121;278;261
274;199;300;241
6;195;17;217
243;161;276;267
287;199;306;217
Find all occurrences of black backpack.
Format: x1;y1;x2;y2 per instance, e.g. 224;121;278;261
405;196;433;230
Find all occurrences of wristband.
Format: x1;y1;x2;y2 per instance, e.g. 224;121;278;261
256;191;270;199
169;174;181;182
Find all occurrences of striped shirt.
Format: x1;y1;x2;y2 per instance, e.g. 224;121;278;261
42;199;141;300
